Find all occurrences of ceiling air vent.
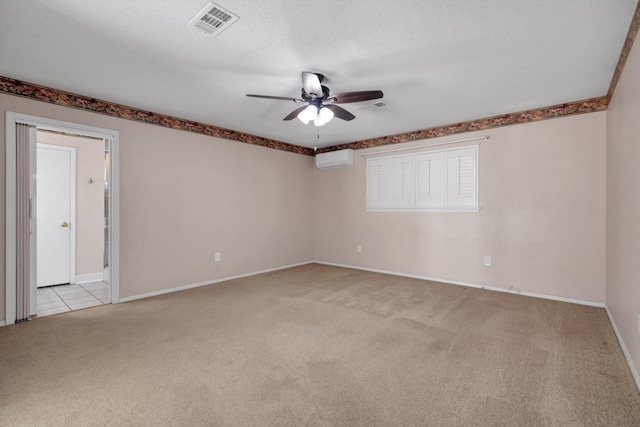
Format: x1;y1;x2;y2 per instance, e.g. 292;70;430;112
188;2;239;37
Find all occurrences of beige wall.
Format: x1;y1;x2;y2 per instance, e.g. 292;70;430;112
37;131;105;276
314;112;607;303
0;89;612;323
606;31;640;380
0;92;315;319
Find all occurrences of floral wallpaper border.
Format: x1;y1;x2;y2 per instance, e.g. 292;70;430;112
316;96;609;153
608;0;640;101
0;76;315;156
0;76;612;157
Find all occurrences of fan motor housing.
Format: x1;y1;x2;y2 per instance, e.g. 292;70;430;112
301;85;330;101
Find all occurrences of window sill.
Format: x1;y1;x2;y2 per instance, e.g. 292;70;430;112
366;207;480;213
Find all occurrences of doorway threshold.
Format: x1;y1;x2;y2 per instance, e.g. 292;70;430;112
36;282;109;317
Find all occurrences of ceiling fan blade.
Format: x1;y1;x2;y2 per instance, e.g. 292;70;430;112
283;105;309;121
246;94;302;102
302;72;324;97
329;90;384;104
324;104;356;121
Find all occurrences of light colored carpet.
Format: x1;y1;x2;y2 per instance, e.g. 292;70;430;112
1;263;639;426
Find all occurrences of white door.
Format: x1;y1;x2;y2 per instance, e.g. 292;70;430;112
37;144;76;287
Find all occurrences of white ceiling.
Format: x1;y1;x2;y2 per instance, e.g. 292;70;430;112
0;0;636;148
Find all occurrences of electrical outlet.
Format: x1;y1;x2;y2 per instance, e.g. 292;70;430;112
484;256;491;267
357;245;362;253
214;252;221;262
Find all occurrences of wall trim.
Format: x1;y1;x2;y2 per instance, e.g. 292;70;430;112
0;76;609;158
607;0;640;100
317;97;608;153
0;76;314;157
118;261;313;303
0;321;5;327
605;306;640;393
314;261;606;308
75;272;105;284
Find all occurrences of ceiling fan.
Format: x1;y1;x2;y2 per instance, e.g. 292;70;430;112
246;72;383;126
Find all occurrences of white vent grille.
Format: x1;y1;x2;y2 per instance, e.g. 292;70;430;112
188;2;239;36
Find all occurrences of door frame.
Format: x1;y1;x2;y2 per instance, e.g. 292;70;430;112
5;112;120;325
36;143;77;287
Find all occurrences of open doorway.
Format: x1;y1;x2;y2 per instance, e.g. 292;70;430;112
5;112;120;325
35;130;110;317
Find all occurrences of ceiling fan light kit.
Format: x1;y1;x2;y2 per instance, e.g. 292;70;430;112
297;104;335;126
246;72;383;126
314;107;334;126
297;105;317;125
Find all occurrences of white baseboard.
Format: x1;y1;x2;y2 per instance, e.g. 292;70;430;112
118;261;314;303
314;262;640;391
314;261;606;308
605;306;640;393
4;259;637;393
75;272;104;284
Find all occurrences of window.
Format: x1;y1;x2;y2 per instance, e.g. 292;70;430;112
366;146;478;212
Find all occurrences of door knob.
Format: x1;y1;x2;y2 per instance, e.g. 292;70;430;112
61;222;69;228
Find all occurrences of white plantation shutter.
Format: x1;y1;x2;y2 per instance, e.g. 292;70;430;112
367;158;391;208
390;157;415;207
416;153;444;208
444;147;477;208
366;145;478;212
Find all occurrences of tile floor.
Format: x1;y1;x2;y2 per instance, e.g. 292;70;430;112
37;281;109;317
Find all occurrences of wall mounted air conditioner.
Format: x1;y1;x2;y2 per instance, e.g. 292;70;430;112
315;149;355;169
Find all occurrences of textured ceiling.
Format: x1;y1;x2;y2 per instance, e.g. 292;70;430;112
0;0;636;148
